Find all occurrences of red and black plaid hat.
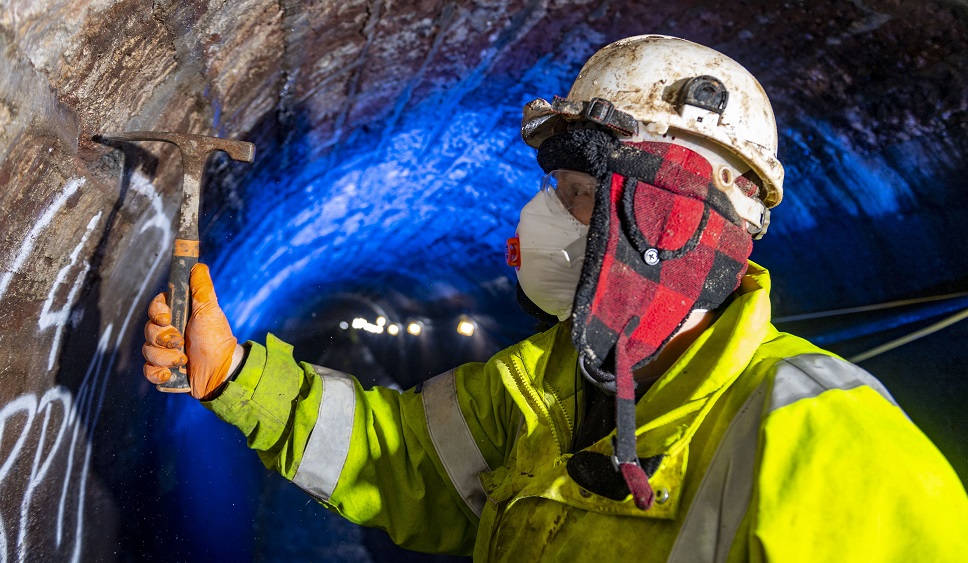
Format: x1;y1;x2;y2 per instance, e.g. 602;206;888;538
537;128;753;383
537;127;755;509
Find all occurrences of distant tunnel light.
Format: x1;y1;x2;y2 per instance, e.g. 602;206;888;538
352;317;385;334
376;316;387;327
407;322;423;336
387;324;400;336
456;317;476;337
339;321;349;330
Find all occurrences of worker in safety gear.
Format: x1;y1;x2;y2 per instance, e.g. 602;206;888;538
142;35;968;560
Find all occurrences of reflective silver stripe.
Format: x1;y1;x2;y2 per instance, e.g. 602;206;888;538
670;353;898;561
291;365;357;501
770;354;898;412
422;369;490;517
669;381;767;563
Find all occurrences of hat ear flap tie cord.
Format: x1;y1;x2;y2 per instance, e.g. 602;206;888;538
611;316;655;510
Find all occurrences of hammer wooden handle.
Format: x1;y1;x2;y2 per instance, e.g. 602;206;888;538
156;239;199;392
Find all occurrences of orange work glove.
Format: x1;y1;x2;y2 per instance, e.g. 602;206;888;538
142;263;240;400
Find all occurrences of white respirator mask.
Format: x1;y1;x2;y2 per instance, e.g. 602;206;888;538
507;172;591;321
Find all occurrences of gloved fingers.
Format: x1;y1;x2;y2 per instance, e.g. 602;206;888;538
190;263;218;308
142;343;187;369
143;363;172;385
183;262;238;401
145;322;184;349
148;293;172;326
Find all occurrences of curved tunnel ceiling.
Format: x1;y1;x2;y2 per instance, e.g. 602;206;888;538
1;0;967;560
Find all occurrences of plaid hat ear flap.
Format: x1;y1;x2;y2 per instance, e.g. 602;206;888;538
534;133;755;511
691;209;753;311
621;178;710;260
568;141;755;391
571;171;698;391
570;172;645;391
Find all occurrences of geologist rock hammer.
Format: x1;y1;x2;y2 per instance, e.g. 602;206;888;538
99;131;255;393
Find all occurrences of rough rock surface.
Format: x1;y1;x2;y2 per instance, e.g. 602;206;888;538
1;0;967;560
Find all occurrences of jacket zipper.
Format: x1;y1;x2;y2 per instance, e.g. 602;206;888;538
508;355;564;456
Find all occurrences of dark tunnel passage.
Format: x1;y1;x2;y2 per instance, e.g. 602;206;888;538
1;0;968;560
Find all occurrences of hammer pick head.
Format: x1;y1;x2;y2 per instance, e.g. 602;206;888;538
97;131;255;163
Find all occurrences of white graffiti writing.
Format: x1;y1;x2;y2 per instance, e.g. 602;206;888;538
0;177;85;302
0;172;171;562
38;212;103;371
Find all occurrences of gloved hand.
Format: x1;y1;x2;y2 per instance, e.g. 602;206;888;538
142;263;242;400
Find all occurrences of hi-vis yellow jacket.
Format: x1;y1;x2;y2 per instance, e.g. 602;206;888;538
206;264;968;561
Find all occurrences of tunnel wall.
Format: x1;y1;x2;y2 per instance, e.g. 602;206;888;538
1;0;967;561
0;1;286;559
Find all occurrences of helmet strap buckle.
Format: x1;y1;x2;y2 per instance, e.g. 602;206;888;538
586;98;616;126
550;96;639;137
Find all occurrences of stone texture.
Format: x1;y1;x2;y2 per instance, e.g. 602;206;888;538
0;0;967;560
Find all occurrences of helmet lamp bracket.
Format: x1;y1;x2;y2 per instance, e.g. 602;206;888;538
677;75;729;114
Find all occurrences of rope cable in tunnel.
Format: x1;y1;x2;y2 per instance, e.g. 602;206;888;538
773;291;968;323
848;307;968;364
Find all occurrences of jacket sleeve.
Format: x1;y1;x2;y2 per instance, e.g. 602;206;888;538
202;333;516;556
744;356;968;562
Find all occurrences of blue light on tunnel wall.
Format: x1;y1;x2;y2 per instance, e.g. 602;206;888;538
213;109;536;339
208;31;609;342
772;118;919;236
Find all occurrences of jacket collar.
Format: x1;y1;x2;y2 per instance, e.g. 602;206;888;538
635;261;772;450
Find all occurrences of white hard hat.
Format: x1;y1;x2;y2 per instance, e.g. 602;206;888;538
523;35;784;210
